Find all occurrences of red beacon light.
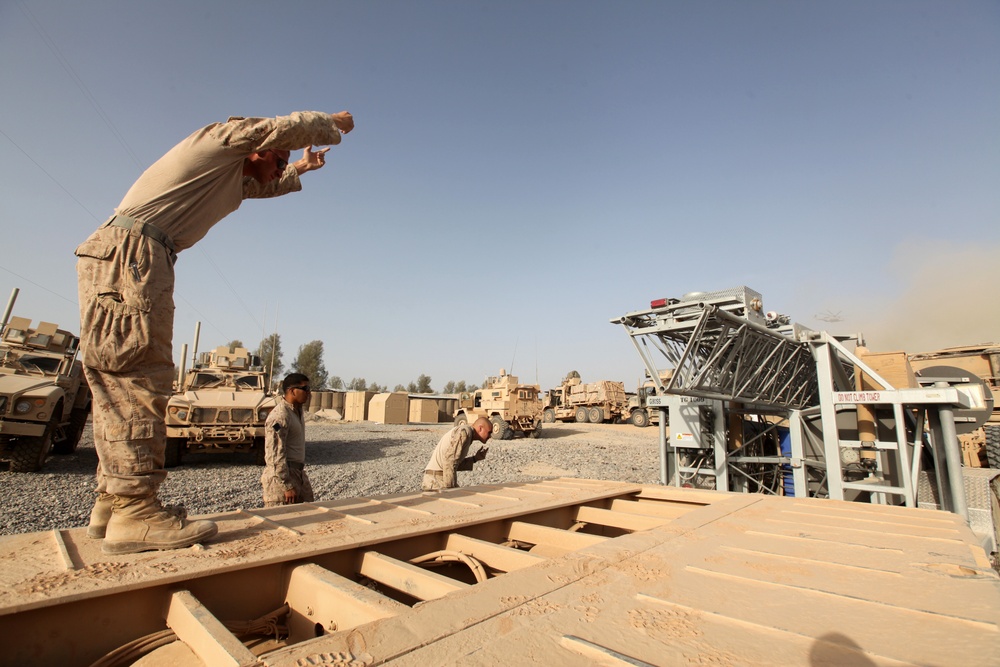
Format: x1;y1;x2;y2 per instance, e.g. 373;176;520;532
650;298;668;309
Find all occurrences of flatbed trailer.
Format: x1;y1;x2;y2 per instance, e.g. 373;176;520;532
1;479;998;666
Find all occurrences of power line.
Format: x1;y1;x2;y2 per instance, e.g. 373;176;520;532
0;265;78;306
16;0;144;169
0;128;101;222
11;3;268;338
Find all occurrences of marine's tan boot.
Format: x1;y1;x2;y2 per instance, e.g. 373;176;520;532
86;493;114;539
102;495;218;555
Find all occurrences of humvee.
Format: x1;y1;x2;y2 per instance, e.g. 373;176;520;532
0;316;92;472
164;346;276;466
453;369;542;439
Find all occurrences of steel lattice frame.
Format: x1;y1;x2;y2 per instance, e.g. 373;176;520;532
620;304;819;411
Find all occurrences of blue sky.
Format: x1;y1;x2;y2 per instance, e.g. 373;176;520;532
1;1;997;392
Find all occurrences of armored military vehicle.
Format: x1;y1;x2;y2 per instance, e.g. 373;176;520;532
542;371;628;423
622;370;674;427
0;316;92;472
453;368;542;438
164;345;276;466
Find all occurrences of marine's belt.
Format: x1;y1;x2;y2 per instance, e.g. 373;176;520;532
288;461;305;471
103;214;176;253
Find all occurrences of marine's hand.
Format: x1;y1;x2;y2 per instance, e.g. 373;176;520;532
295;146;330;174
284;489;297;504
332;111;354;134
475;447;489;462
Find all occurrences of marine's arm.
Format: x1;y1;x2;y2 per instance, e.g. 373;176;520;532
265;413;294;495
221;111;352;154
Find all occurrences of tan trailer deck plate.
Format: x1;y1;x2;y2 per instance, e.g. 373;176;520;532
0;479;997;666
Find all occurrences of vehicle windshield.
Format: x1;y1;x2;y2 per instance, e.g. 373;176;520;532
234;374;263;389
189;372;225;389
18;354;62;373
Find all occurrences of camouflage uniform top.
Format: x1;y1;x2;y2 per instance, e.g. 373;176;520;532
263;398;306;490
425;424;476;474
114;112;344;252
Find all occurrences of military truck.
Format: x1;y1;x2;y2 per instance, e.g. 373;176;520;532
0;316;92;472
909;343;1000;468
542;371;628;423
164;346;276;466
622;370;674;427
453;369;542;439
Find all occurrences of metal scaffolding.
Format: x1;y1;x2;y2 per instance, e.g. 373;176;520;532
613;286;986;522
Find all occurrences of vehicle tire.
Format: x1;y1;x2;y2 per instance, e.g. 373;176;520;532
630;409;649;428
9;419;55;473
588;407;604;424
164;438;185;468
253;437;267;466
575;407;588;423
985;425;1000;469
529;422;541;439
542;408;556;424
454;413;469;427
490;415;512;440
52;406;90;455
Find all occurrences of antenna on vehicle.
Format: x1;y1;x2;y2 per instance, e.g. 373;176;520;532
268;304;279;391
534;336;538;385
1;288;19;334
509;337;518;376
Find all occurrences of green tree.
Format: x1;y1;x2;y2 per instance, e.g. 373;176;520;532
347;377;367;391
292;340;329;390
328;376;344;390
393;384;406;392
225;339;245;352
442;381;456;394
369;382;385;393
455;380;468;393
416;374;433;393
406;381;417;393
255;333;283;388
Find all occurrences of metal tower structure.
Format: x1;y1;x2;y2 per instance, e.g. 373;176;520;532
613;286;987;523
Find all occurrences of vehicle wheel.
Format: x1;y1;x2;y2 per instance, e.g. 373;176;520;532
575;407;588;423
588;407;604;423
9;419;55;473
253;437;267;466
490;415;512;440
542;408;556;424
53;406;90;455
630;409;649;428
164;438;185;468
985;425;1000;469
454;413;469;427
529;423;541;439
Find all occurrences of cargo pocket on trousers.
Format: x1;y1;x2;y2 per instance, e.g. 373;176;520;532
82;286;153;373
103;419;155;442
76;239;153;373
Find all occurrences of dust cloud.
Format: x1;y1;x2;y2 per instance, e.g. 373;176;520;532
848;239;999;354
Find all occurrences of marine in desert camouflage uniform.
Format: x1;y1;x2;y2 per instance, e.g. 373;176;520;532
76;111;353;554
422;417;492;491
261;374;314;507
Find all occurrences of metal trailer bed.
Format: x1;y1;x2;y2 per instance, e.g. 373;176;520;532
0;479;997;666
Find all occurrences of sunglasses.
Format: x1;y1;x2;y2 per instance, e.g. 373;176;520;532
275;155;288;171
291;385;311;393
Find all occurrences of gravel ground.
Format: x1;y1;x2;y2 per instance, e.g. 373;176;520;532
0;417;663;536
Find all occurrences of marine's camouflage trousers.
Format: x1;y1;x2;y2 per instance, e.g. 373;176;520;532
261;467;314;506
76;223;176;497
421;469;457;491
